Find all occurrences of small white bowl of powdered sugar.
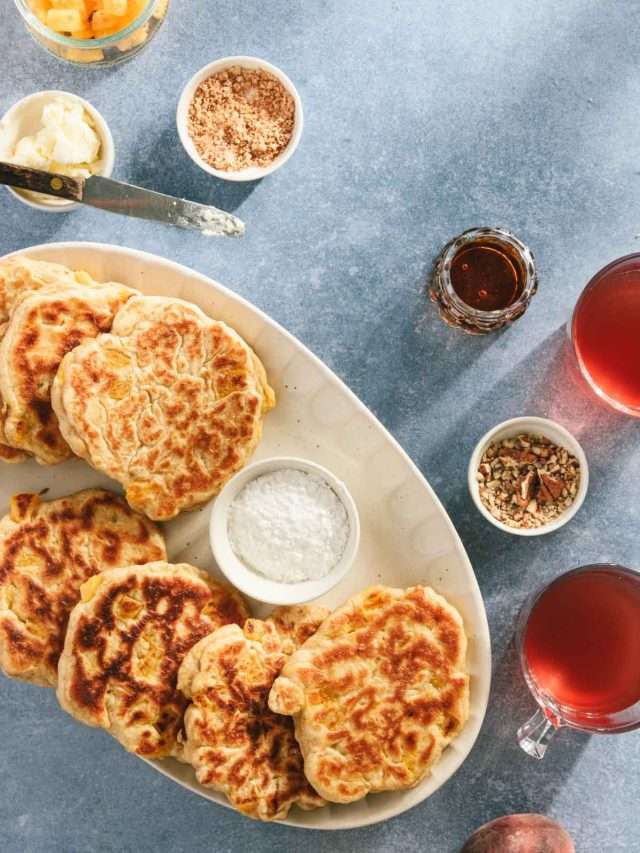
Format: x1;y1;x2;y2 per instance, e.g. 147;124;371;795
210;457;360;605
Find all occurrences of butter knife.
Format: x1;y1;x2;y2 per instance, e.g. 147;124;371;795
0;162;245;238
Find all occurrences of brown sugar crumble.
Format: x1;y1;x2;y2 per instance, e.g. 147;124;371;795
477;433;580;529
187;66;295;171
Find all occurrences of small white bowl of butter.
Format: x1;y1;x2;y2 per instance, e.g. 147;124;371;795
210;457;360;606
0;90;114;212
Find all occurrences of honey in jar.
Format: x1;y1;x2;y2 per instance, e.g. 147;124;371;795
430;227;538;334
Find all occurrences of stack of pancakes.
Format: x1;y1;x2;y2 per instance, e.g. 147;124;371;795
0;258;133;464
0;488;470;821
0;256;275;519
0;489;166;686
0;255;470;822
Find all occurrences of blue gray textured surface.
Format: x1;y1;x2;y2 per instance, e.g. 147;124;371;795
2;1;640;851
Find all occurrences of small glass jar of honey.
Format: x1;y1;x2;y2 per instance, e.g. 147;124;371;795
430;227;538;334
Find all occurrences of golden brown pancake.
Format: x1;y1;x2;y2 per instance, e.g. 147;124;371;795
0;256;95;463
0;281;133;464
269;585;469;804
0;256;88;334
0;441;27;464
52;295;275;520
57;562;249;758
0;489;166;687
177;605;329;820
265;603;332;656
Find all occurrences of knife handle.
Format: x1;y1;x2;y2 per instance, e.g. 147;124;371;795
0;162;84;201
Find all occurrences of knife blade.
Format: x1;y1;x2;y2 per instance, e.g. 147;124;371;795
0;162;245;238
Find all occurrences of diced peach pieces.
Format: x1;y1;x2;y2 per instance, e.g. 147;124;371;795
31;0;160;40
115;21;147;51
30;0;50;25
50;0;86;9
101;0;127;13
65;46;104;62
46;9;84;31
90;10;121;30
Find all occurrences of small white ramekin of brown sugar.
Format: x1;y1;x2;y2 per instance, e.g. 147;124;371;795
468;416;589;537
176;56;303;182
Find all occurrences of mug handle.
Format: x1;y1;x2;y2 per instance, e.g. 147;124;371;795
517;708;561;759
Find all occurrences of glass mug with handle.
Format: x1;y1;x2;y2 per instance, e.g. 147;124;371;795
517;564;640;758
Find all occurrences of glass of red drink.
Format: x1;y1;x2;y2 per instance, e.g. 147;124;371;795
517;564;640;758
572;254;640;415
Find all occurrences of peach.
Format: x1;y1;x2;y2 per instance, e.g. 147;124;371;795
461;814;575;853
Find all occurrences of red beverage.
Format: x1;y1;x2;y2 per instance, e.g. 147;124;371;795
523;566;640;722
572;254;640;414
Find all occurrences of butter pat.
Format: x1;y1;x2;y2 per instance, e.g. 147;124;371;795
7;96;102;180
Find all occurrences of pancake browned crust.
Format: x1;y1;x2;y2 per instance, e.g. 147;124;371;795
177;605;329;821
268;585;469;804
52;295;276;521
0;256;96;463
0;441;27;464
0;256;89;334
57;562;249;758
0;489;166;687
0;281;134;464
265;603;332;656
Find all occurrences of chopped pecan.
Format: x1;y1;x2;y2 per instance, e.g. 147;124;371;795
477;431;580;529
538;473;564;504
499;448;538;464
515;470;538;507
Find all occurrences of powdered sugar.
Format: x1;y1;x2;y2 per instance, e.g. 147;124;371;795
227;468;350;583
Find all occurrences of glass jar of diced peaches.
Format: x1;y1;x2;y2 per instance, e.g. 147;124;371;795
14;0;169;67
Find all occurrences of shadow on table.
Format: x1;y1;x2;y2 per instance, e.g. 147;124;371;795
430;320;633;459
128;125;260;213
462;623;591;823
424;323;635;844
351;266;506;427
4;201;74;252
410;321;637;553
359;319;636;848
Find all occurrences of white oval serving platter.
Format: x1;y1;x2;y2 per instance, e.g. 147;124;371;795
0;242;491;830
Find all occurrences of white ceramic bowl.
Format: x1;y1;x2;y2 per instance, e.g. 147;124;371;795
176;55;303;182
0;90;115;212
468;416;589;537
210;456;360;605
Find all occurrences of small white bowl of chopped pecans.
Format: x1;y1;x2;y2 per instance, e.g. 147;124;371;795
176;55;304;182
468;416;589;536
